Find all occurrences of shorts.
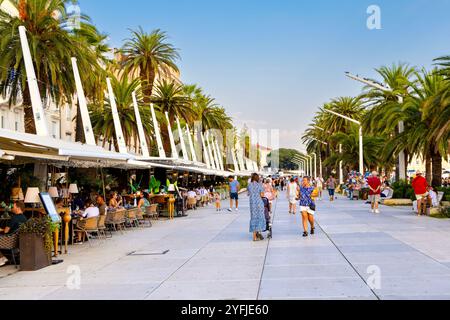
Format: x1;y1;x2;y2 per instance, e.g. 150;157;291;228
369;194;381;203
416;193;429;201
328;189;335;197
289;196;297;204
300;206;315;215
230;193;239;200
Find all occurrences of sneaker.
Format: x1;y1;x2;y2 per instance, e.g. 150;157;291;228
227;208;232;212
235;208;239;212
371;209;375;213
0;257;8;267
375;209;380;214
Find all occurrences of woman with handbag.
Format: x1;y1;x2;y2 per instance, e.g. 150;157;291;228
299;177;318;237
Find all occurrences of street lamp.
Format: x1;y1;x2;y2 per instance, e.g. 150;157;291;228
324;108;364;175
294;155;309;176
312;153;317;179
345;72;406;180
292;159;305;176
293;156;305;174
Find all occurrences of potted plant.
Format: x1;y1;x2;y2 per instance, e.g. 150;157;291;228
19;217;59;271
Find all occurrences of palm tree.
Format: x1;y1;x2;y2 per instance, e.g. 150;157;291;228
120;27;180;102
151;80;194;124
403;70;450;187
323;125;384;172
0;0;105;134
361;63;416;180
90;75;153;154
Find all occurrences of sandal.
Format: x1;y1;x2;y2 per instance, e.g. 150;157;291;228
302;232;309;237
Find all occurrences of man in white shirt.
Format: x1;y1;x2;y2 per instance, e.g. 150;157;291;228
79;200;100;219
187;190;197;199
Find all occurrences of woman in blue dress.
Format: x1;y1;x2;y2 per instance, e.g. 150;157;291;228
299;176;316;237
247;173;266;241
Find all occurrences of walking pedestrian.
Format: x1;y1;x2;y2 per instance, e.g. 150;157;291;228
227;176;240;212
412;171;429;216
315;176;324;200
263;178;275;212
326;175;337;202
248;173;266;242
287;178;299;214
299;177;316;237
368;171;382;214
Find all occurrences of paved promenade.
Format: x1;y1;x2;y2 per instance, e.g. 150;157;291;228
1;195;450;300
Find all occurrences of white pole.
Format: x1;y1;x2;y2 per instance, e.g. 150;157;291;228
176;117;189;161
398;96;406;180
106;77;127;154
339;144;344;184
319;154;323;178
131;91;150;157
150;104;166;158
313;153;317;179
359;126;364;175
186;123;197;162
205;132;217;170
231;148;239;173
165;112;178;159
71;57;95;145
18;26;49;136
214;139;224;171
200;132;211;168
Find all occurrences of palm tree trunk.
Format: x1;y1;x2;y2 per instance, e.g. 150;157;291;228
431;149;443;188
75;103;85;143
425;155;432;185
22;86;36;134
141;67;156;104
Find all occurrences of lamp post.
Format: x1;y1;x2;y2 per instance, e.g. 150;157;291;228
324;108;364;176
345;72;406;180
312;153;317;179
294;155;306;175
339;144;344;185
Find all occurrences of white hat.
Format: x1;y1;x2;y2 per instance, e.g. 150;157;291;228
371;171;378;176
416;170;423;175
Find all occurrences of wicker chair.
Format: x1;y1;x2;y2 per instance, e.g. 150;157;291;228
97;214;111;239
105;209;126;234
125;208;139;228
187;197;197;210
137;208;151;228
145;204;159;222
0;232;19;268
74;217;101;246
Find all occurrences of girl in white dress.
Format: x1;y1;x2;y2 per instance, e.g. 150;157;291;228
287;178;299;214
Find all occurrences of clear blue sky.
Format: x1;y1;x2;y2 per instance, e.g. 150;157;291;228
79;0;450;151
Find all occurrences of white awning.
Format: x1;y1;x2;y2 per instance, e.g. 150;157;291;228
0;129;132;163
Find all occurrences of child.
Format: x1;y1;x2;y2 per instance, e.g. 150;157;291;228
215;193;221;212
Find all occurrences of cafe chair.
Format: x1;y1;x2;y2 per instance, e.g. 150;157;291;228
74;217;101;247
0;231;19;268
125;208;139;229
137;209;151;228
145;204;159;222
187;197;197;210
106;209;126;234
97;214;112;239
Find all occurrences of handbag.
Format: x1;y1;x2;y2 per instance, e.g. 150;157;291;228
311;188;319;198
309;202;316;211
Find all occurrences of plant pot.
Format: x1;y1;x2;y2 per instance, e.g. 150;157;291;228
19;233;52;271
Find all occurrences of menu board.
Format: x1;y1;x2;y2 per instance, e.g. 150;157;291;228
39;193;62;223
